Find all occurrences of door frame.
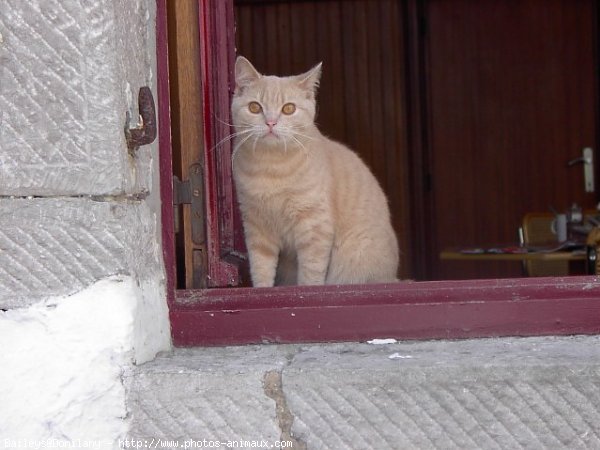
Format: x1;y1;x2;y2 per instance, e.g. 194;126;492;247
157;0;600;346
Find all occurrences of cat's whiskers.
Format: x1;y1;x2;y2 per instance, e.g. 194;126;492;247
277;128;310;156
214;114;254;130
287;125;316;141
214;114;235;128
231;131;257;170
213;115;257;156
211;128;254;153
229;123;267;149
233;130;256;151
251;134;260;156
286;133;310;158
283;134;289;154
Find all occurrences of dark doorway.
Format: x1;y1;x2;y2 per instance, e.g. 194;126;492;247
425;0;598;279
234;0;599;281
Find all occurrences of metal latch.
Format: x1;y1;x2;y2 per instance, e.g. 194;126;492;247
173;163;206;245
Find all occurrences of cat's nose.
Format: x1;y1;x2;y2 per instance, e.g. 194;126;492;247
266;120;277;130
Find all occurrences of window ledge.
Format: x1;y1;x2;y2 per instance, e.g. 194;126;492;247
170;276;600;346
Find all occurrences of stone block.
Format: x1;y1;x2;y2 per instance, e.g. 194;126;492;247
127;347;289;446
0;0;155;196
0;197;161;309
285;338;600;449
127;337;600;449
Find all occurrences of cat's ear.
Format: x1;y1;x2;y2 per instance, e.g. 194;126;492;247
235;56;261;93
296;62;322;98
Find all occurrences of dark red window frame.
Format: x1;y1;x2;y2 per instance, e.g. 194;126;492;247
157;0;600;347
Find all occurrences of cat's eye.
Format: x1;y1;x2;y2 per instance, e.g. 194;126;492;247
248;102;262;114
282;103;296;115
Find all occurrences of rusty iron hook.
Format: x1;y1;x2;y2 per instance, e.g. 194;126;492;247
125;86;157;153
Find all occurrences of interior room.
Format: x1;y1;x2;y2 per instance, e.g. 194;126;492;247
169;0;600;285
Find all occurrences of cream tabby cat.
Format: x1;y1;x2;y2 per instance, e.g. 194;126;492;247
231;56;399;287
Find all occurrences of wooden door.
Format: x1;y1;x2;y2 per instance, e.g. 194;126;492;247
169;0;244;289
168;0;206;288
424;0;598;280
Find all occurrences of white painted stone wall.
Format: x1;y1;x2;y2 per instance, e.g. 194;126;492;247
0;0;170;444
1;277;137;444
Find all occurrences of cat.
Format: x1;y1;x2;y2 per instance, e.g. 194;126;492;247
231;56;399;287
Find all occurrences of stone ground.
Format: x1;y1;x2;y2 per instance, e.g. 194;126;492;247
127;335;600;449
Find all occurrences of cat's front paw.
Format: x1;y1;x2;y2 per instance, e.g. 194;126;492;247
252;280;275;288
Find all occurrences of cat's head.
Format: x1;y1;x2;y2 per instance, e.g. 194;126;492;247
231;56;322;149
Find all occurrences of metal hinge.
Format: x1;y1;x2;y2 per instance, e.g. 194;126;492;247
173;163;206;245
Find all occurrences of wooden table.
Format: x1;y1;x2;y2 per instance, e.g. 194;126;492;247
440;250;586;262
